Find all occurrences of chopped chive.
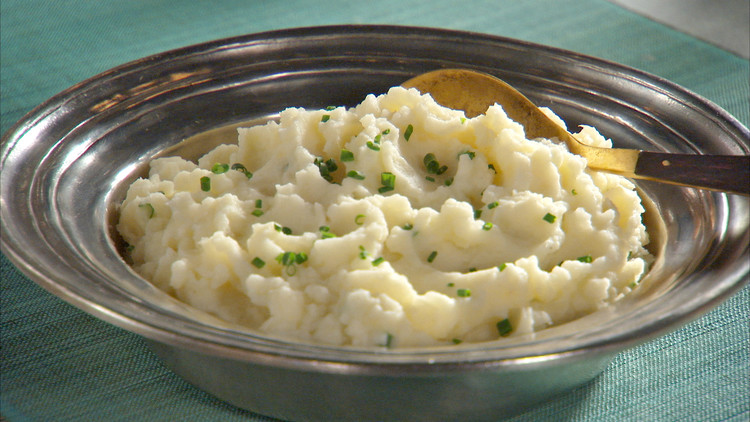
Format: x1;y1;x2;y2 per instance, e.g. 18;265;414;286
447;282;455;287
372;257;385;266
355;214;366;225
275;224;293;235
460;117;467;124
295;252;308;264
366;141;380;151
211;163;229;174
325;105;337;111
482;222;493;231
138;203;155;218
404;124;414;141
423;153;446;175
543;213;557;223
488;164;496;173
457;288;471;297
231;163;253;179
474;209;483;220
487;201;499;209
468;267;477;272
347;170;365;180
319;226;336;239
384;333;394;348
277;251;294;266
402;223;413;230
444;177;454;186
200;176;211;192
381;128;390;135
314;157;338;182
577;255;593;263
458;150;475;160
255;199;263;208
497;318;513;337
452;338;463;344
498;263;507;271
358;245;368;259
251;209;264;217
571;188;578;195
252;257;266;268
378;172;395;193
340;149;355;162
374;134;382;144
425;176;435;182
321;114;330;122
427;250;438;263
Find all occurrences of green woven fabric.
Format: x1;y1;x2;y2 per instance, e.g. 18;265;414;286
2;1;748;421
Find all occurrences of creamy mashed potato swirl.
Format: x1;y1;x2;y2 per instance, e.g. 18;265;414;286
118;87;651;347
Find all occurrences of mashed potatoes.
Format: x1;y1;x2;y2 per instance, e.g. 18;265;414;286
117;87;651;347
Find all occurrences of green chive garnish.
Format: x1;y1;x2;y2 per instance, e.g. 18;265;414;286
474;209;483;220
444;177;454;186
457;288;471;297
543;213;557;223
347;170;365;180
452;338;463;344
314;157;338;182
404;124;413;141
211;163;229;174
200;176;211;192
251;209;264;217
231;163;253;179
458;150;475;160
340;149;355;162
321;114;330;122
482;222;493;231
366;141;380;151
577;255;593;263
255;199;263;209
372;257;385;266
497;318;513;337
402;223;413;230
355;214;365;225
384;333;394;348
487;201;499;209
427;250;438;263
252;257;266;268
138;203;154;218
319;226;336;239
378;172;395;193
498;263;507;271
358;245;368;259
425;176;435;182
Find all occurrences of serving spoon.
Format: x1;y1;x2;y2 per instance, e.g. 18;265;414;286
402;69;750;195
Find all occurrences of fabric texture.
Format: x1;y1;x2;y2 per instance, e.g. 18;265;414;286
1;0;748;421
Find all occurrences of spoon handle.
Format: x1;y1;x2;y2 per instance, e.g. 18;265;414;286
634;152;750;195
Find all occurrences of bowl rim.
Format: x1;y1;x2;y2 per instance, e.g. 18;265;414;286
2;24;748;371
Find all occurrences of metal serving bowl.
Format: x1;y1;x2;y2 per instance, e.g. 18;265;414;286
1;26;748;421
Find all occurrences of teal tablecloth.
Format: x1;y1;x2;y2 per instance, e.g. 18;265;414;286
1;1;748;421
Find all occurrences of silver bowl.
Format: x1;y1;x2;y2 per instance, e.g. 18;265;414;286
1;25;748;421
